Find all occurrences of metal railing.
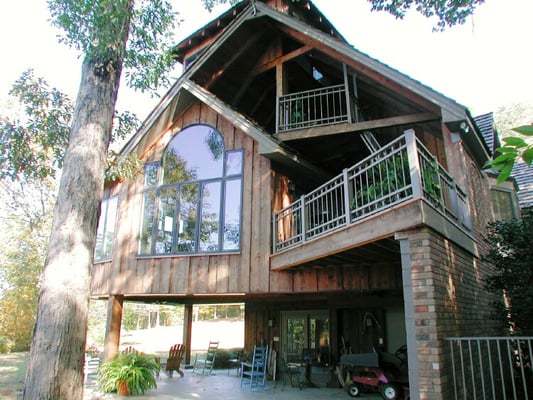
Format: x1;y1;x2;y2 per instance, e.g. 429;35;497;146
446;336;533;400
276;84;353;132
272;129;471;253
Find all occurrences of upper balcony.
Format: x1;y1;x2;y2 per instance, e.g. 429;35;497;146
271;129;472;267
276;83;355;133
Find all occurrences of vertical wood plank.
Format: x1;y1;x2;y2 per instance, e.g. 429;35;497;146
216;254;230;293
236;129;252;292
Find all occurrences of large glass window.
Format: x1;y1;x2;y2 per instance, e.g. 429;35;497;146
95;194;118;262
139;124;243;255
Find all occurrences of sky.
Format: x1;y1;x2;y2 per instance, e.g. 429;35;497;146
1;0;532;122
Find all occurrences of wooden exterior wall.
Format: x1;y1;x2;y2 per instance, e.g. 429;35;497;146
91;100;404;298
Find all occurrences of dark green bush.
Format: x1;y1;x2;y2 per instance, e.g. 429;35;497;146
213;348;243;369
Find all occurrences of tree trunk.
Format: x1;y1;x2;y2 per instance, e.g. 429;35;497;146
23;2;133;398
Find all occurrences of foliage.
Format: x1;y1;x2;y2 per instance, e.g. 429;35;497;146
121;302;185;331
366;0;485;30
0;69;72;181
0;178;54;353
97;352;160;395
49;0;177;93
485;125;533;183
212;348;243;368
352;152;411;212
483;209;533;335
0;69;142;183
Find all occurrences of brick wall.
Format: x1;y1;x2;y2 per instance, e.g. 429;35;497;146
407;227;499;399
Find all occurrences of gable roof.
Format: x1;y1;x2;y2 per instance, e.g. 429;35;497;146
512;161;533;209
122;0;491;172
474;112;499;156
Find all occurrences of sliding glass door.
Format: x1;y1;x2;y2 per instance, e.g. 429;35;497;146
281;310;329;363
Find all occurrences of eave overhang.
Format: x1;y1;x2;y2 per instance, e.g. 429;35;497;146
120;76;329;184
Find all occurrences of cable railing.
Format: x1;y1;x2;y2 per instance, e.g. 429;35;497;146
272;129;471;253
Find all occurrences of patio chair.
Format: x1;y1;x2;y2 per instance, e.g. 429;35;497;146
192;340;219;375
276;358;302;390
227;349;244;375
165;343;186;378
240;344;269;390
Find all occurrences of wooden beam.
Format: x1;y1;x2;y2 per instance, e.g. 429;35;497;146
275;112;439;141
252;44;313;77
205;30;264;89
276;24;440;113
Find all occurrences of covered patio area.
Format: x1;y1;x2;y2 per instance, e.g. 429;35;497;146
83;367;382;400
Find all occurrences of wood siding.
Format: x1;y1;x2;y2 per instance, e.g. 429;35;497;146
91;100;404;298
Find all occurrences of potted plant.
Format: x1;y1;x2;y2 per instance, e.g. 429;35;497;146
96;352;160;396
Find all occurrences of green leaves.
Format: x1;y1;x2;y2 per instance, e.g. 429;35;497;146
483;210;533;334
0;70;142;183
485;125;533;183
0;69;72;181
367;0;486;31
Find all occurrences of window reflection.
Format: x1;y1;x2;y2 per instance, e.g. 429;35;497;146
139;124;242;255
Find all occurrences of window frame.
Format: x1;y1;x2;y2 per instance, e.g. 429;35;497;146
94;193;119;263
138;124;243;257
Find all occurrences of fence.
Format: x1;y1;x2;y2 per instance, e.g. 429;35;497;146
446;336;533;400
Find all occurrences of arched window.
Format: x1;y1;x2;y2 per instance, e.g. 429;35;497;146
139;125;243;255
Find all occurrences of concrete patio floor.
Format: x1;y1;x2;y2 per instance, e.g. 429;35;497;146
83;368;383;400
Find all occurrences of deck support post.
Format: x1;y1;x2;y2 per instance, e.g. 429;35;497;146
396;233;420;400
103;294;124;361
183;304;193;365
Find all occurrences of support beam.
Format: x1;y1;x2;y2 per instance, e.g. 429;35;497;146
183;304;193;365
252;44;313;77
275;112;439;141
396;233;420;400
103;295;124;361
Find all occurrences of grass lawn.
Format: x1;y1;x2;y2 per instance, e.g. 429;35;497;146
0;352;27;400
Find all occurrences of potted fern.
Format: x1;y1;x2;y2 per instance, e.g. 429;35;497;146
97;352;160;396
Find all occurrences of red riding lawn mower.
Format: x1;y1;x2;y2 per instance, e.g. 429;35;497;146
339;345;409;400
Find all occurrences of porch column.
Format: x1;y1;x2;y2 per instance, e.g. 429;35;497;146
103;295;123;361
395;233;420;400
183;304;193;365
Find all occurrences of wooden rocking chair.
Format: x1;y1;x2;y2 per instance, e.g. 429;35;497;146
165;343;186;378
193;340;219;375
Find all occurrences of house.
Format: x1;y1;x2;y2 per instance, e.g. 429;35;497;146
474;112;521;220
91;1;518;398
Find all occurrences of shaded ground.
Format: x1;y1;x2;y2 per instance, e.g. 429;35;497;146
0;320;244;399
0;352;27;400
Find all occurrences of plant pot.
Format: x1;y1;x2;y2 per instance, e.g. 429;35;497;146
117;380;129;396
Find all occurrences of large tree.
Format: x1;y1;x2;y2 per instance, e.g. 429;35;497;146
0;0;485;398
22;1;176;398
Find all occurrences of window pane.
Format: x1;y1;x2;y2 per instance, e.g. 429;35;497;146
199;182;221;252
225;150;243;176
223;179;241;250
178;183;199;253
163;125;224;184
145;163;159;187
491;189;516;221
95;204;106;261
102;196;118;259
155;187;177;254
139;190;156;254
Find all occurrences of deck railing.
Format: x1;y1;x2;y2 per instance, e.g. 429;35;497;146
276;84;354;132
273;129;471;253
446;336;533;400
